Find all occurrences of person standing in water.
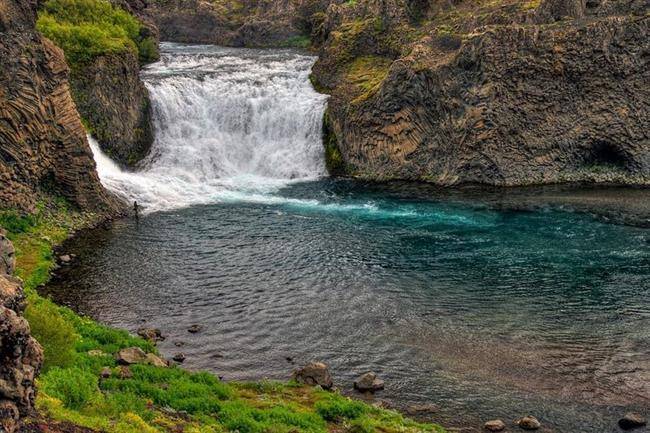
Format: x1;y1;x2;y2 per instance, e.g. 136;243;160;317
133;201;139;222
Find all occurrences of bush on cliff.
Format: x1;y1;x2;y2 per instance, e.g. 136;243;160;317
36;0;157;69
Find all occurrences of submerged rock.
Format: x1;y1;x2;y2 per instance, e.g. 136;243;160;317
406;403;438;415
484;419;506;431
116;347;147;365
137;327;165;343
291;362;333;389
353;372;384;393
188;324;203;333
516;415;541;430
618;413;647;430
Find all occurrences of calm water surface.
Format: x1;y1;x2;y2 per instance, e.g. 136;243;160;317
45;182;650;433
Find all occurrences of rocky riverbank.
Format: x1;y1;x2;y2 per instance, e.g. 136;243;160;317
0;231;43;433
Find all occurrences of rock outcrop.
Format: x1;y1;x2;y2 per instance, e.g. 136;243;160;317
70;51;154;166
0;239;43;433
311;0;650;185
0;0;121;213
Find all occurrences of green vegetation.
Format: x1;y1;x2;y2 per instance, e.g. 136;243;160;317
280;35;312;49
36;0;158;70
1;204;446;433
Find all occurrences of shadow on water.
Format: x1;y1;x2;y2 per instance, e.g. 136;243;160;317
44;181;650;433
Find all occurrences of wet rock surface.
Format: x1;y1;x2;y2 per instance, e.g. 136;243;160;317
0;239;43;433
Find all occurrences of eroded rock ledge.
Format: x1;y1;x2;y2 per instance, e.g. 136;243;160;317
0;231;43;433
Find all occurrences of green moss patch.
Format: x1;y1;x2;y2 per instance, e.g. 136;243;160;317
346;56;392;103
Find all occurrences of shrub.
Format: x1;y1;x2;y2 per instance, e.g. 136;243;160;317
25;297;78;371
40;367;99;409
314;395;367;421
36;0;156;69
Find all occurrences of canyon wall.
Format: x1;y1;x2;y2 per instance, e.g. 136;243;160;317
0;0;120;213
311;0;650;185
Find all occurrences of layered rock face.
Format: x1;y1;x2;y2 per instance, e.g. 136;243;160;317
311;0;650;185
0;233;43;433
0;0;120;212
149;0;335;46
70;51;154;166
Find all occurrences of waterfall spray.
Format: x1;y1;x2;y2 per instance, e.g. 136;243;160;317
91;43;328;214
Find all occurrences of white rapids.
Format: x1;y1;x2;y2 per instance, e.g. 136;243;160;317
90;43;328;214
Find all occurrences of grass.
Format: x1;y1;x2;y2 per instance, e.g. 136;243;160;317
36;0;158;69
2;203;447;433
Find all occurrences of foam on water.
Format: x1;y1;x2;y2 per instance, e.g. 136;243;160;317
90;43;328;214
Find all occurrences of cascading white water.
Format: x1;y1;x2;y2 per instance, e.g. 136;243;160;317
90;43;328;213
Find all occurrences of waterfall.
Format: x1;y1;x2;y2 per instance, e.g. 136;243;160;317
91;43;328;213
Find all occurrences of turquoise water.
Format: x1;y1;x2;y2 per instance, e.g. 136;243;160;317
46;181;650;433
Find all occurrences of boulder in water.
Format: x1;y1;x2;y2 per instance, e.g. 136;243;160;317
516;415;541;430
137;327;165;343
188;324;203;333
291;362;333;389
172;353;186;363
406;403;438;415
484;419;506;431
618;413;647;430
353;372;384;392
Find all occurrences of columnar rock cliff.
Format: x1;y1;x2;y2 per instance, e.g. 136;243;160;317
0;232;43;433
0;0;120;212
310;0;650;185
